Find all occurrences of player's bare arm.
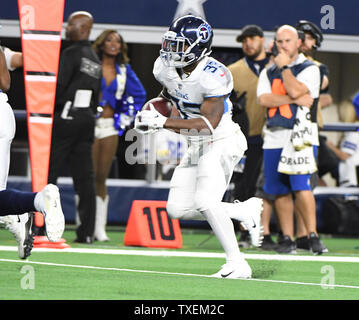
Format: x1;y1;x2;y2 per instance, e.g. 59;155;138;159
0;47;10;91
163;96;225;134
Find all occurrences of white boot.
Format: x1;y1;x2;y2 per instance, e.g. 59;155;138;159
1;213;34;259
94;195;110;241
35;184;65;242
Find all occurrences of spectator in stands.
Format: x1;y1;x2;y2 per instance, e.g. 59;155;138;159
92;30;146;241
48;11;101;244
257;24;327;254
326;96;359;187
228;25;277;250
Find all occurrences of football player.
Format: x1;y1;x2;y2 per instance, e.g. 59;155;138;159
135;15;263;278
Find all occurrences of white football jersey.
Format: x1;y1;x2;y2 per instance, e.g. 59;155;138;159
339;129;359;187
153;56;239;141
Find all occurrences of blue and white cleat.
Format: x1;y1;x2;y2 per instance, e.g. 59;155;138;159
1;213;34;259
39;184;65;242
211;259;252;279
235;197;264;247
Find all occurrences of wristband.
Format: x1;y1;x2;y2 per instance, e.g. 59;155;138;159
280;65;289;72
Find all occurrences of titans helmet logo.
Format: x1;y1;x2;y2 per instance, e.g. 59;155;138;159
197;23;211;43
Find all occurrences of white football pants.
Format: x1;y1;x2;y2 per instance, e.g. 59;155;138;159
0;93;16;191
166;127;248;263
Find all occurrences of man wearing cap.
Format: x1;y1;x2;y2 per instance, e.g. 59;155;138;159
297;20;332;120
228;25;275;249
294;20;332;252
228;25;270;202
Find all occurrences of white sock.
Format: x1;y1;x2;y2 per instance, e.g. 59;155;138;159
221;201;249;222
34;191;44;213
180;210;206;221
202;207;242;264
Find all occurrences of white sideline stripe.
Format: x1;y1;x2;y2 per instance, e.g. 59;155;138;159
1;258;359;290
1;245;359;263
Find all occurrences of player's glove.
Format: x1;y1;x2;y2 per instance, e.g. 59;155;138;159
134;104;167;134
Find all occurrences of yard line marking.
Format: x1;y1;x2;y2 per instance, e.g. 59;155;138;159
1;258;359;290
1;245;359;263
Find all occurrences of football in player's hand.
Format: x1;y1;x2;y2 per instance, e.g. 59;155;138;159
142;97;173;117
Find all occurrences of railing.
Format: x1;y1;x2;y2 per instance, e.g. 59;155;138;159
321;122;359;132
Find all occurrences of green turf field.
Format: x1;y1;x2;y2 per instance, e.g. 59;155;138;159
1;226;359;300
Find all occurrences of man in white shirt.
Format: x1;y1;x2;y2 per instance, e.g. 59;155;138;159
257;25;326;254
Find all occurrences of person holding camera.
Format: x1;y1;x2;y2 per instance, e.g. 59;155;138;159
257;25;327;254
293;20;332;252
296;20;332;111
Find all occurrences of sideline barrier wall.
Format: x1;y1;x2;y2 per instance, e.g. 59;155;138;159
7;177;359;232
124;200;182;248
8;118;359;232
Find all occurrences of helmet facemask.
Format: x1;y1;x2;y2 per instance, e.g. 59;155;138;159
160;31;210;68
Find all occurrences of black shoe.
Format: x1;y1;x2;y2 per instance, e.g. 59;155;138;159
276;232;284;244
24;212;34;259
74;236;93;244
20;212;34;259
308;232;328;255
296;236;311;251
275;235;296;254
238;230;251;248
260;235;278;251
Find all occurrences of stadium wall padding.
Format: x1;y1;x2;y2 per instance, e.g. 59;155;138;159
7;179;357;232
